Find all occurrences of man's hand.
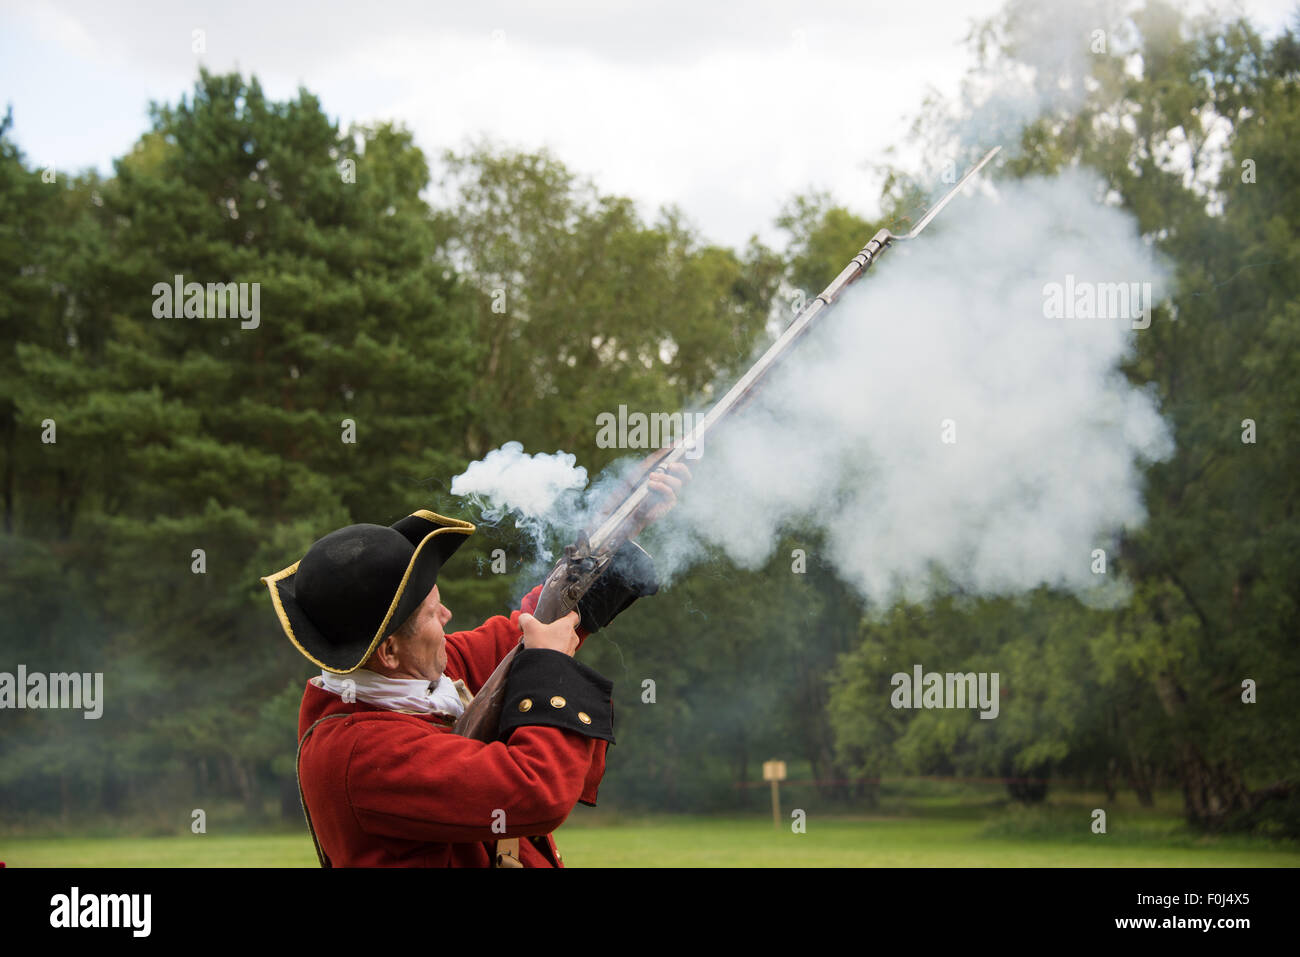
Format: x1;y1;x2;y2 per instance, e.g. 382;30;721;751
519;610;581;657
628;460;691;537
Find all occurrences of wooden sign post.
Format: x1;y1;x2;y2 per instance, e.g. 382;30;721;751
762;760;787;830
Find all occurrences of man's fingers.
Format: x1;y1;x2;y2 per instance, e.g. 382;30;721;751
629;459;693;533
561;611;580;654
520;609;582;656
649;462;691;491
562;610;580;628
520;610;579;628
647;476;679;498
648;464;690;495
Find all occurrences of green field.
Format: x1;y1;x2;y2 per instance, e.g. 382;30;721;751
4;812;1298;867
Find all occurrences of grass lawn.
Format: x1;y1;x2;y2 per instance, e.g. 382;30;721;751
553;815;1300;867
4;811;1298;867
0;833;320;868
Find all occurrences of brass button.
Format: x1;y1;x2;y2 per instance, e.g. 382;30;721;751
577;711;591;725
550;695;566;709
518;698;533;712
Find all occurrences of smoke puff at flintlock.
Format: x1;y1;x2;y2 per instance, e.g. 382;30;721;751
452;442;589;545
457;169;1174;609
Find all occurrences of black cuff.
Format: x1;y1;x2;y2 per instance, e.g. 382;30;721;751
498;649;615;744
577;540;659;634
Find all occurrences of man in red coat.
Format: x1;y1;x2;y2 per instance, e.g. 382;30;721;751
262;464;687;867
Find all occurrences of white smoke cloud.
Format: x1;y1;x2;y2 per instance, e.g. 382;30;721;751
449;441;588;548
452;167;1174;607
653;167;1173;603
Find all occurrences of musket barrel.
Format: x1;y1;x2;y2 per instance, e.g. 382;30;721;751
586;230;893;551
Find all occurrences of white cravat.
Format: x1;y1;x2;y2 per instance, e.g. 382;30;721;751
319;668;466;717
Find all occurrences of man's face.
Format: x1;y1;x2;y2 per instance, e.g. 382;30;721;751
386;584;453;682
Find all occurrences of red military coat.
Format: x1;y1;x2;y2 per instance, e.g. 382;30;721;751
296;585;610;867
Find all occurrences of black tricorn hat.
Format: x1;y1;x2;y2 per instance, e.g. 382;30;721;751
261;510;475;674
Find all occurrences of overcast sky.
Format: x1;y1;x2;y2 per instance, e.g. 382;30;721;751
2;0;1296;249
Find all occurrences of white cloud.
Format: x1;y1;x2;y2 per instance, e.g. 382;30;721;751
3;0;1294;247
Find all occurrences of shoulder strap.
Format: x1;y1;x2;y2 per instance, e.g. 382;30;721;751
297;712;351;869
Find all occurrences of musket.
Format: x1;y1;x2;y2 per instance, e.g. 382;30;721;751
453;146;1001;742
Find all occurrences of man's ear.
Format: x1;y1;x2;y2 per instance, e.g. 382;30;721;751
371;634;401;670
